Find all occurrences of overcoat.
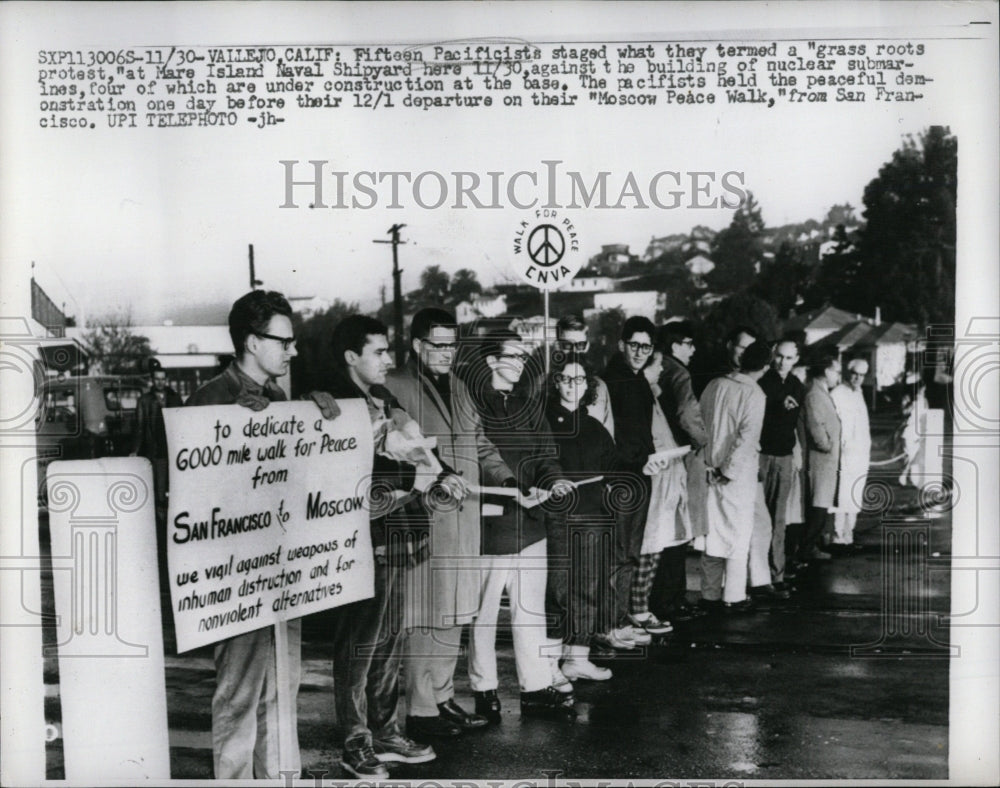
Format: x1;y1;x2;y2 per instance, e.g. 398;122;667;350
804;378;842;509
641;388;696;553
699;372;766;559
386;360;513;629
830;384;871;514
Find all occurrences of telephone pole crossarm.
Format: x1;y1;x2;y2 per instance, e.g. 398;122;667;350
373;224;408;366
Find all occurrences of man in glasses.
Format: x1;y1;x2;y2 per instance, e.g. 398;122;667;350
646;320;710;624
386;308;515;738
185;290;333;779
829;357;872;553
601;315;670;647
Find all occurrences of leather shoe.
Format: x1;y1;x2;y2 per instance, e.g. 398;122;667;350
723;598;755;614
406;714;462;741
473;690;502;725
697;598;724;614
520;686;576;719
437;698;488;730
666;602;708;621
750;583;791;600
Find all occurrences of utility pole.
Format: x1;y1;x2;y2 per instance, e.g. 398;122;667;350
374;224;407;366
249;244;263;290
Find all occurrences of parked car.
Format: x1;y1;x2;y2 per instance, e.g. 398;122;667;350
35;376;148;501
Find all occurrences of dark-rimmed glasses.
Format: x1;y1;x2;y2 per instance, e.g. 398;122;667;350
255;332;296;351
422;339;458;352
626;341;654;354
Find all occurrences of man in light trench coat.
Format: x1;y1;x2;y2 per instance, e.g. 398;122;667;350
697;341;771;610
830;357;870;550
386;308;516;740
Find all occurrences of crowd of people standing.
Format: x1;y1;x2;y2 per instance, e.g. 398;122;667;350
164;290;874;780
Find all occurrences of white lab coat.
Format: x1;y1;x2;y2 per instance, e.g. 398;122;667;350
699;372;766;559
831;384;872;514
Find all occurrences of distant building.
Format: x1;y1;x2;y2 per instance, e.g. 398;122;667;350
557;268;616;293
288;295;332;318
784;305;865;346
588;243;637;275
684;254;716;289
592;291;664;320
455;292;508;324
695;292;725;311
30;277;88;375
509;315;557;348
810;318;920;392
643;233;687;261
68;323;235;400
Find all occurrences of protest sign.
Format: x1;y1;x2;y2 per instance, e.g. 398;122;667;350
164;400;374;653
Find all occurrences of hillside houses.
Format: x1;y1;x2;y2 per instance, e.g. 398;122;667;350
786;305;920;392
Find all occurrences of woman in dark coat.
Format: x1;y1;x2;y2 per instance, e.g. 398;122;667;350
544;353;620;681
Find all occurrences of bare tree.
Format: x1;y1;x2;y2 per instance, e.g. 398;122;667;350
80;308;155;375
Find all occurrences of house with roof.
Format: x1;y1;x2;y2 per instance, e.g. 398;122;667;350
455;292;508;324
783;305;864;346
30;277;89;376
811;320;920;391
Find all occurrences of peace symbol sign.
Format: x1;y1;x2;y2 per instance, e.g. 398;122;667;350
527;224;565;267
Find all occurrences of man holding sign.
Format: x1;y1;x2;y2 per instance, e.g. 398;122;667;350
182;290;339;779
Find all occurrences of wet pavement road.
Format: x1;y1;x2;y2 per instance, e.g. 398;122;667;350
40;476;952;781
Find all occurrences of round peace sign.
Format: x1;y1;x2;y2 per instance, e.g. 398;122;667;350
527;224;566;267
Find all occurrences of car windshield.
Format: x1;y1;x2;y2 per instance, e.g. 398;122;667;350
105;386;142;411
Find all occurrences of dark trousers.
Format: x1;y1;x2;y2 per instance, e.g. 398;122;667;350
611;482;651;625
649;542;690;617
798;506;831;560
329;558;405;748
546;516;616;645
760;454;794;582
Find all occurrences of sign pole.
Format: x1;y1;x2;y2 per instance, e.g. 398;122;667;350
273;621;294;773
543;289;551;374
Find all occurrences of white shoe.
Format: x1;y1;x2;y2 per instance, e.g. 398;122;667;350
621;625;652;645
628;612;674;635
593;627;636;650
561;659;613;681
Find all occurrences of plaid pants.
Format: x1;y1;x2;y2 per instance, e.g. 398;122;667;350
630;552;662;615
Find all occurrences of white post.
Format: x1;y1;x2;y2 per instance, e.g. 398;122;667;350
273;621;294;772
0;297;47;781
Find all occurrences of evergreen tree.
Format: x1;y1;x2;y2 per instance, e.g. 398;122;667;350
753;240;810;317
414;265;451;306
854;126;957;326
449;268;482;305
708;191;765;293
290;299;360;394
